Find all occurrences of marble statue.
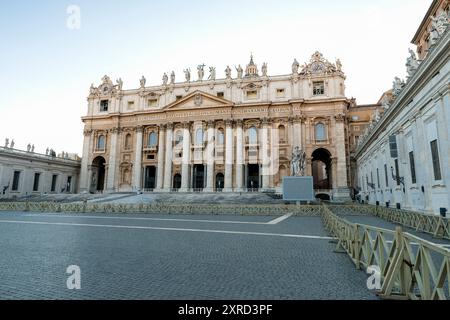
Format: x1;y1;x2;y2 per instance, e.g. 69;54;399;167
162;73;168;86
184;68;191;82
261;62;268;77
10;140;14;149
381;95;391;110
27;144;31;152
140;76;146;88
225;66;232;79
116;78;123;91
89;84;96;95
208;67;216;81
170;71;175;84
374;109;381;122
292;59;300;74
431;10;449;36
46;148;49;156
336;59;342;72
235;65;243;79
392;77;405;96
4;138;9;148
291;146;306;176
406;48;419;78
197;64;205;81
31;144;35;153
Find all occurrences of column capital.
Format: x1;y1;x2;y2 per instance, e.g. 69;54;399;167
235;119;243;127
261;117;271;126
83;129;93;137
135;125;144;133
225;119;234;127
159;124;167;131
166;123;174;130
111;127;120;134
182;121;191;129
207;120;215;128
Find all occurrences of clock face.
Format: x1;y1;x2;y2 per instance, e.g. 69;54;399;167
311;62;325;73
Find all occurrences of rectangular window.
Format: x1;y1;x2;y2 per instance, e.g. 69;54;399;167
33;173;40;192
394;159;400;186
100;100;109;112
127;101;135;110
51;175;58;192
353;126;360;132
176;95;183;101
384;164;389;187
430;139;442;180
147;99;158;108
409;151;416;184
313;82;325;96
216;92;224;98
246;90;258;99
12;171;20;191
276;88;285;97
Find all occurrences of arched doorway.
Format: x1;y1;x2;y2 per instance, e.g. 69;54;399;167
91;156;106;193
215;173;224;191
173;174;181;190
312;148;332;190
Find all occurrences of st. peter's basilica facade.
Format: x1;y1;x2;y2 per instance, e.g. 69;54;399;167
80;52;377;201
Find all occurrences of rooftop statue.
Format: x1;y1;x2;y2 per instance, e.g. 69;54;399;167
4;138;9;148
292;59;300;74
116;78;123;91
392;77;405;97
406;48;419;78
170;71;175;84
184;68;191;82
261;62;268;77
197;64;205;81
225;66;232;79
162;73;168;86
235;65;243;79
208;67;216;81
140;76;146;88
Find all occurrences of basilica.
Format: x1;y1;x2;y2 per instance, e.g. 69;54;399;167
80;52;378;200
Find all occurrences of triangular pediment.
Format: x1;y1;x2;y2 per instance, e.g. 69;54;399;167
163;90;234;111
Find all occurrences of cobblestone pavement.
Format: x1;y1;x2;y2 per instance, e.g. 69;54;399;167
0;211;377;300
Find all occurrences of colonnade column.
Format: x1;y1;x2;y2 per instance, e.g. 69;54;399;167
180;122;191;192
293;116;302;149
334;114;350;200
163;124;174;191
156;125;166;191
224;119;234;192
106;127;119;193
132;126;143;192
205;120;215;192
235;120;244;191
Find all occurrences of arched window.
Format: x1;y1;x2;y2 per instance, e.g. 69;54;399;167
315;123;326;141
217;129;224;145
248;126;258;144
196;129;204;145
148;132;157;147
278;125;286;142
97;135;106;150
124;134;132;150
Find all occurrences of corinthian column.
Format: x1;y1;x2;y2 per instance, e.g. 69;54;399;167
132;126;144;192
205;120;215;192
79;129;93;193
163;124;174;191
333;114;350;200
224;119;234;192
180;122;191;192
156;125;166;191
260;118;270;190
235;120;244;191
106;127;120;192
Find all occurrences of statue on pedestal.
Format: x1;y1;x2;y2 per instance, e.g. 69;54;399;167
208;67;216;81
406;48;419;78
162;73;168;86
292;59;300;74
235;65;243;79
116;78;123;91
140;76;146;89
197;64;205;81
4;138;9;148
170;71;175;84
225;66;232;79
184;68;191;82
291;146;306;177
10;140;15;149
261;62;268;77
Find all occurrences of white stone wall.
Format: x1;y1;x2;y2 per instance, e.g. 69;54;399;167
356;34;450;215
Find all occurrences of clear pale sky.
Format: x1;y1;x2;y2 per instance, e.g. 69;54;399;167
0;0;431;155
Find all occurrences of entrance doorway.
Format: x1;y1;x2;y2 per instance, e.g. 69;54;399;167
312;148;332;190
215;173;224;191
144;166;156;190
91;156;106;193
173;174;181;190
193;165;205;190
247;164;259;190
